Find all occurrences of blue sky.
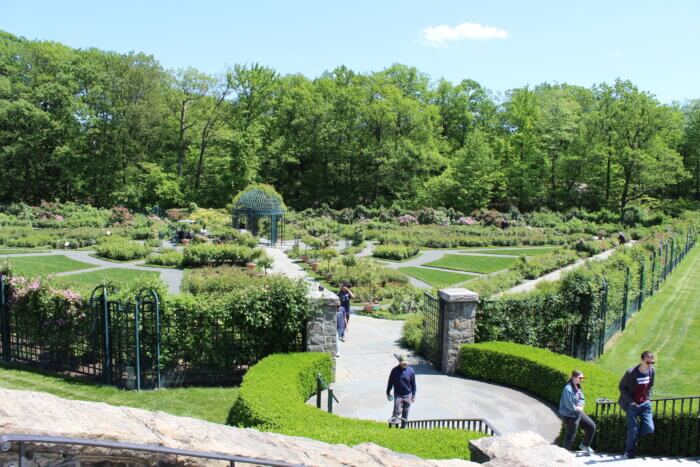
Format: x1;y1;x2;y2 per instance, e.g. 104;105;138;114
2;0;698;103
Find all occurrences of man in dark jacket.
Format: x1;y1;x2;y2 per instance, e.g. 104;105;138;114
618;351;656;458
386;354;416;428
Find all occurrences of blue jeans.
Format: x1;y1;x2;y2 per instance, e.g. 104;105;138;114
625;401;654;454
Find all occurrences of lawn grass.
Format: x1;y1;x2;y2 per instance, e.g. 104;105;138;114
462;247;559;256
399;266;475;288
53;268;160;295
0;248;51;255
0;364;238;424
424;254;517;274
597;245;700;397
1;255;95;277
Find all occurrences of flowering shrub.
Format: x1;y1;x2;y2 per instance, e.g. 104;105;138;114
110;206;134;225
6;276;89;365
456;216;477;225
165;208;187;221
94;237;151;260
397;214;419;226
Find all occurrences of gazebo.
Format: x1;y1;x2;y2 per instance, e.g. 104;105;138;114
231;187;286;246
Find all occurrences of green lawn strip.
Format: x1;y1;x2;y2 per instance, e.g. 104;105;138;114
399;266;474;289
462;247;559;256
0;249;51;255
0;364;237;424
597;245;700;397
424;254;517;274
53;268;160;295
89;253;149;264
2;255;96;277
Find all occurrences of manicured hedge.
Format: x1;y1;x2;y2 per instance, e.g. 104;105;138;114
229;353;485;460
373;244;420;260
182;243;261;267
458;342;618;410
94;237;151;260
457;342;699;456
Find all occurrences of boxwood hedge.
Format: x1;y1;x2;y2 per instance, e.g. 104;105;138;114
229;352;485;460
457;342;699;456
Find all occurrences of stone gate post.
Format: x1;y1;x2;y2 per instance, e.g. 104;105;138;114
438;288;479;375
306;288;339;354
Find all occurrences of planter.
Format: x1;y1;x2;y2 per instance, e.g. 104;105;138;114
364;303;375;312
181;239;190;246
300;255;309;263
310;262;319;272
246;262;257;270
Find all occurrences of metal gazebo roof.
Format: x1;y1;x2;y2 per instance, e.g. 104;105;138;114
231;188;285;215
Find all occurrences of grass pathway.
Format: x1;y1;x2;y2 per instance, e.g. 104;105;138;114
597;245;700;397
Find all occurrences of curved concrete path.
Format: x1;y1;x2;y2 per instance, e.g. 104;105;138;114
0;250;183;294
307;314;562;441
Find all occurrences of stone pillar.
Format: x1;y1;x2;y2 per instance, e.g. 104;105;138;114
438;288;479;375
306;288;340;354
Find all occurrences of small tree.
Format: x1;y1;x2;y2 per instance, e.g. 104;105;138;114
320;248;338;271
341;254;357;275
257;253;273;274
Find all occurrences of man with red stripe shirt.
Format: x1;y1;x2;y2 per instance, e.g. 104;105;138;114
618;351;656;459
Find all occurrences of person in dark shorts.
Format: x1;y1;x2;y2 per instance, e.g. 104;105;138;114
338;282;355;335
558;370;596;454
618;351;656;459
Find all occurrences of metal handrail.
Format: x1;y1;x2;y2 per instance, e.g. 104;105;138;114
401;418;501;436
0;433;304;467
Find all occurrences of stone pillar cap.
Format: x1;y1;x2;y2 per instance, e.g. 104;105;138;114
308;287;340;306
438;288;479;303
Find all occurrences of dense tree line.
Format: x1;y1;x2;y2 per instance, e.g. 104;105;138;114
1;30;698;212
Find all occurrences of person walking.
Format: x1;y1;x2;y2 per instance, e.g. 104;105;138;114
618;351;656;459
386;354;416;428
338;282;354;334
558;370;596;454
335;305;346;356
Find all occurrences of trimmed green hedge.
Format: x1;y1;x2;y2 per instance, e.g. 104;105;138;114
182;243;261;267
373;244;420;260
229;352;485;460
458;342;618;411
457;342;699;456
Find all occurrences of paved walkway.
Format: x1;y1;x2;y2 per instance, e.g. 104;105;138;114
307;315;563;441
0;250;183;294
500;243;634;296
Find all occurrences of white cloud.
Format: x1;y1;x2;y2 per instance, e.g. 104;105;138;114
422;22;509;46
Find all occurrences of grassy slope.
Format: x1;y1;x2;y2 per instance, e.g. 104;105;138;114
424;254;517;274
0;364;238;424
2;255;95;276
53;268;160;295
399;266;474;288
597;245;700;397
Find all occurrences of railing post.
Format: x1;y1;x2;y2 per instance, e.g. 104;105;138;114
621;266;630;330
316;374;322;409
651;249;657;294
327;388;334;414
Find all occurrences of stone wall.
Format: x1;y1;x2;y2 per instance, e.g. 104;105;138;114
0;388;476;466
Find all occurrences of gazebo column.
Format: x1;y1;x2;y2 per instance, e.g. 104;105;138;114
270;214;278;246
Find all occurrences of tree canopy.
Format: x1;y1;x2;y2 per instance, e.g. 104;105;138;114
0;30;696;212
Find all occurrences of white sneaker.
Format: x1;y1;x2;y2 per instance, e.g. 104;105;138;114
579;444;594;455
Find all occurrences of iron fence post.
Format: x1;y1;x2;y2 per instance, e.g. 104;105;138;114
621;266;630;330
316;374;322;409
638;262;646;309
598;278;607;358
651;249;657;294
134;300;141;391
327;388;334;414
1;275;10;363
